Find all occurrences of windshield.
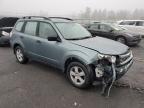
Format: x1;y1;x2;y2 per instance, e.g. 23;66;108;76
111;24;125;31
56;23;92;40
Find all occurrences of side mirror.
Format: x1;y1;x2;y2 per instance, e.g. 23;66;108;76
47;37;61;42
109;29;114;32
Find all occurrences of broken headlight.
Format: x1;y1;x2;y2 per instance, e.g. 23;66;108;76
98;53;116;63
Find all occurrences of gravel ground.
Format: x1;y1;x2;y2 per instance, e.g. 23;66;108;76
0;40;144;108
117;39;144;90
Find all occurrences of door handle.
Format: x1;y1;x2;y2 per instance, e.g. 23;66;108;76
36;40;41;43
20;36;24;39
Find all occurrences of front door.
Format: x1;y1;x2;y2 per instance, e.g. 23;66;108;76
35;22;64;67
99;24;115;39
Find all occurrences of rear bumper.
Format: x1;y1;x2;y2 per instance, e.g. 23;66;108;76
0;36;10;46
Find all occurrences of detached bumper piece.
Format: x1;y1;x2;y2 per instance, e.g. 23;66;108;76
101;63;116;97
95;50;133;97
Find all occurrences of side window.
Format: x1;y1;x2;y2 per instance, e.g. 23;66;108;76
90;24;100;30
100;25;111;32
128;21;136;25
15;22;24;32
136;21;144;26
120;21;135;25
39;22;57;39
119;22;126;25
24;21;37;36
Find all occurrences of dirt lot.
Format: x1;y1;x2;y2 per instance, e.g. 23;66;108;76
0;40;144;108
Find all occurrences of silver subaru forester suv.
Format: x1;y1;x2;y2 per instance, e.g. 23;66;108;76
10;16;133;96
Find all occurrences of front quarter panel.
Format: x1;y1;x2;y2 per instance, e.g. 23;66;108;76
61;46;99;71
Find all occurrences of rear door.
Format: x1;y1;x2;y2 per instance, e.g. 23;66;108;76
20;21;38;58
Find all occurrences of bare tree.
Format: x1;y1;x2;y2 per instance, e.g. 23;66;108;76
76;7;144;22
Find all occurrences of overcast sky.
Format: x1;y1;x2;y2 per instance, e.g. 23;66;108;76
0;0;144;16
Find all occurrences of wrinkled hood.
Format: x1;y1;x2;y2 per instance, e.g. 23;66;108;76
70;37;129;55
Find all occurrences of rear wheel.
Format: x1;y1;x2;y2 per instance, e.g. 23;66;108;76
66;62;93;89
116;37;126;44
14;46;28;64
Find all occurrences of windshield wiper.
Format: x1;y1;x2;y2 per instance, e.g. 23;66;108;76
66;36;92;40
80;36;92;39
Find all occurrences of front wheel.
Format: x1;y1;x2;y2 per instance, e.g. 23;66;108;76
116;37;126;44
66;62;93;89
14;46;28;64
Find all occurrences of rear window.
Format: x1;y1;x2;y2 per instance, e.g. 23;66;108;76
24;22;37;36
90;24;99;30
15;21;24;32
100;24;112;31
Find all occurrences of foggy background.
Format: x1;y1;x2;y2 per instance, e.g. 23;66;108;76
0;0;144;21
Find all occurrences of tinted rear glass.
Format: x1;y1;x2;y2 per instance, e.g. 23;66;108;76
15;21;24;32
90;24;99;30
136;21;144;26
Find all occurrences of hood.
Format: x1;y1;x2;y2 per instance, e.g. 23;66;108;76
70;37;129;55
120;25;144;35
117;29;141;36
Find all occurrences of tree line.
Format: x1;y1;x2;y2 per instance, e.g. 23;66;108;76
73;7;144;21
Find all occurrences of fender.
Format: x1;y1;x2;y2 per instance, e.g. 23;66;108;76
61;50;98;71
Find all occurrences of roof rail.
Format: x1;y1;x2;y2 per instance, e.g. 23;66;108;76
22;16;51;20
22;16;73;21
49;17;73;21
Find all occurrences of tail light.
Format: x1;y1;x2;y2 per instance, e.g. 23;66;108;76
2;31;10;36
10;31;13;38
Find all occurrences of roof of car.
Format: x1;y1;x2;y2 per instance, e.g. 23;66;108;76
118;20;144;22
91;22;112;25
20;16;74;23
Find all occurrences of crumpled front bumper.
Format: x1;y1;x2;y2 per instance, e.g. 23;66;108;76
93;52;133;81
115;58;133;79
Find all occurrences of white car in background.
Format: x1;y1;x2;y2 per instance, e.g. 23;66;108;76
117;20;144;37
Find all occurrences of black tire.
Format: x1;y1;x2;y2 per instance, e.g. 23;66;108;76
116;36;127;45
66;62;93;89
14;46;28;64
0;44;3;47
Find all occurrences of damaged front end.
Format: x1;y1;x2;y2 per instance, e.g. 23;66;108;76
93;50;133;97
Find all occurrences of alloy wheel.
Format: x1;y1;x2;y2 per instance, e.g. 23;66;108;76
69;66;86;85
117;37;126;44
16;48;24;62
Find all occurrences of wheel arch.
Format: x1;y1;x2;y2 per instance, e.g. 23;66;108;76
116;35;127;40
116;35;127;43
13;43;21;53
13;43;24;54
64;56;92;73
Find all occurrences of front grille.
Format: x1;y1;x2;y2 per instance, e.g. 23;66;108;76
116;50;133;67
